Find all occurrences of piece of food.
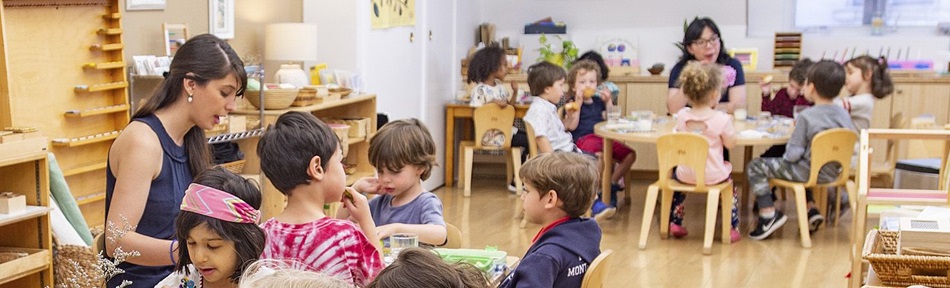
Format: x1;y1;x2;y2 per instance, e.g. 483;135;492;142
762;75;774;84
583;88;596;98
342;187;356;202
565;102;580;111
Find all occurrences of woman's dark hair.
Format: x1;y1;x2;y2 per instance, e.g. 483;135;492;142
367;247;489;288
845;55;894;99
175;167;264;283
788;58;815;85
578;51;609;81
466;46;506;84
676;17;732;66
134;34;248;175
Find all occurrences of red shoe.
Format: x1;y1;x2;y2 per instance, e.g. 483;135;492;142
670;223;688;238
730;229;742;243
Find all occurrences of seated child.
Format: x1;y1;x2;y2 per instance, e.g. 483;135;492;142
467;46;513;107
746;60;856;240
521;61;616;220
760;58;815;158
257;111;383;286
835;55;894;131
238;259;351;288
669;62;741;242
499;152;602;288
564;59;637;208
367;247;488;288
156;167;265;288
344;119;447;246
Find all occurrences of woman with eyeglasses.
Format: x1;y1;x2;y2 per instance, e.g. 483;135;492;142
667;17;747;115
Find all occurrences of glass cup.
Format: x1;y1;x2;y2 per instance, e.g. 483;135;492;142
607;106;621;124
630;110;654;131
793;105;809;120
389;233;419;259
734;108;748;121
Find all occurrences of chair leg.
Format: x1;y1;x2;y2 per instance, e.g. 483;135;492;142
512;148;522;194
834;186;842;226
463;147;474;197
850;195;868;288
815;185;827;219
659;188;674;240
505;150;513;187
792;185;812;248
639;185;660;249
720;183;733;245
703;189;720;255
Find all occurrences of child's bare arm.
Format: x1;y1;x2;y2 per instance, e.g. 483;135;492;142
341;188;382;253
337;177;381;219
536;136;554;154
377;223;447;246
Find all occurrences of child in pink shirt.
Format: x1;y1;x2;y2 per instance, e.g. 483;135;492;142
670;61;741;242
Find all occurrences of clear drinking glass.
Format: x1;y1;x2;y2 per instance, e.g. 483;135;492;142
607;106;621;124
389;233;419;259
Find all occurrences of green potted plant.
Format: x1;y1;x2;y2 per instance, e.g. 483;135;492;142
537;34;578;69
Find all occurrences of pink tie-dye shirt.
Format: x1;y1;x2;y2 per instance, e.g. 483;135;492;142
260;217;383;287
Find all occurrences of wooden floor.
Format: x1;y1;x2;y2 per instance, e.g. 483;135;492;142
434;174;855;287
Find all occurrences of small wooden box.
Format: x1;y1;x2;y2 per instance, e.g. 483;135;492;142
228;116;246;133
0;193;26;214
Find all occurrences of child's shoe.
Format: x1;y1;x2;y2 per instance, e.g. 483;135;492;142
749;211;787;240
507;181;518;194
609;183;622;207
808;208;824;233
670;223;688;238
730;229;741;243
591;201;616;221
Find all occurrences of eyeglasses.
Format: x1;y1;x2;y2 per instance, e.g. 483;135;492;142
691;36;720;47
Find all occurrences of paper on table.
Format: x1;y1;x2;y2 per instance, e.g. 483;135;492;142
738;130;769;138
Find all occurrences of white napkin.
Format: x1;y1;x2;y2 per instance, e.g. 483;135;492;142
738;130;769;138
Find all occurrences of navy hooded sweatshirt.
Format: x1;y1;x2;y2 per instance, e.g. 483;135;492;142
498;217;602;288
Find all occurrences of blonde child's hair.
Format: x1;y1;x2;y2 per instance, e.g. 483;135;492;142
677;61;722;107
367;247;489;288
369;118;438;180
519;152;598;217
238;259;350;288
566;60;601;97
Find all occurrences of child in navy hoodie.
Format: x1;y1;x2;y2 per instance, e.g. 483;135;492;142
499;152;602;288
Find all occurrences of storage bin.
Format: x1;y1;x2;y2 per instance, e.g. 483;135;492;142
864;229;950;287
893;158;941;190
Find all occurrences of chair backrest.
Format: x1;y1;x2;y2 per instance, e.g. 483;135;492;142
656;133;710;191
443;223;462;248
473;103;515;150
524;121;539;159
581;249;614;288
806;128;859;187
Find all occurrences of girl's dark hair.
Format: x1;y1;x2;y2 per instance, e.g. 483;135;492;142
578;51;609;81
788;58;815;84
175;167;265;283
367;247;489;288
466;46;505;84
845;55;894;99
676;17;732;66
134;34;247;175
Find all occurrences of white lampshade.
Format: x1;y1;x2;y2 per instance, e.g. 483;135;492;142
265;23;318;61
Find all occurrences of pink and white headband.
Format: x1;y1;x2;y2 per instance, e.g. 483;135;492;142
180;183;260;223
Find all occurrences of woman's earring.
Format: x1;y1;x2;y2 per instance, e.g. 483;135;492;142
187;94;193;103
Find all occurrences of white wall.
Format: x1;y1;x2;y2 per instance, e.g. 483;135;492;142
479;0;950;73
303;0;359;72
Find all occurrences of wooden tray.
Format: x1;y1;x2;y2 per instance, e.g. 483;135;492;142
0;248;50;284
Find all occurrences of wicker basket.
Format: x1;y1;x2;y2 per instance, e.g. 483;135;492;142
53;244;102;288
245;86;298;110
864;229;950;287
218;159;247;174
328;123;350;156
329;87;353;97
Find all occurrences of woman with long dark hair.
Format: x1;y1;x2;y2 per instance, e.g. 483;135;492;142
104;33;247;287
667;17;747;115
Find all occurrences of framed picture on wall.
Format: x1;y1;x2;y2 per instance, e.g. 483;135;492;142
127;0;165;11
164;23;189;57
209;0;234;39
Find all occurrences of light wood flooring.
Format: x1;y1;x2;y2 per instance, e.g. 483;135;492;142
434;173;856;287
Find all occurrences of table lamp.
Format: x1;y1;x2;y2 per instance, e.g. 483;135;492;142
265;23;318;88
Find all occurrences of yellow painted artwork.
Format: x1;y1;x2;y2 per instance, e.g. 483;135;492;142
371;0;415;29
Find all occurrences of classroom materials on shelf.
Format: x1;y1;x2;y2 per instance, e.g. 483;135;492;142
898;217;950;256
524;17;566;34
0;192;26;214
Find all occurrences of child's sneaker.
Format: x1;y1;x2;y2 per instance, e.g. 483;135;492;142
591;201;616;221
730;229;742;243
608;183;622;207
670;223;688;238
507;181;518;194
808;208;824;233
749;211;787;240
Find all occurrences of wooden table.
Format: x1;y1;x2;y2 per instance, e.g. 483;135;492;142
444;102;529;186
594;118;791;209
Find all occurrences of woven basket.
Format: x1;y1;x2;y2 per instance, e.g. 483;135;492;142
864;229;950;287
245;87;298;110
329;87;353;97
218;159;247;174
53;244;102;288
328;124;350;156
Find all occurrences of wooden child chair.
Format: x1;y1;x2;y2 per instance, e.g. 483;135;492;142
442;223;463;248
638;133;733;255
769;128;857;248
581;249;614;288
459;104;523;196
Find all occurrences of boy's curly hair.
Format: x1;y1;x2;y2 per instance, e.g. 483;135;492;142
677;61;722;107
466;46;506;84
369;119;438;180
566;60;601;97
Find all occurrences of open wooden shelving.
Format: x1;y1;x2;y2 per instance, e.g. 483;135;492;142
0;148;52;287
64;104;128;118
62;161;107;177
74;81;127;92
89;43;122;51
82;61;124;70
75;192;106;206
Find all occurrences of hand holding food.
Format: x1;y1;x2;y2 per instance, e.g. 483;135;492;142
583;88;596;99
564;102;580;112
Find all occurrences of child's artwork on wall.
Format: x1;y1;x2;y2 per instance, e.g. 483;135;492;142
371;0;416;29
597;36;639;75
728;48;759;72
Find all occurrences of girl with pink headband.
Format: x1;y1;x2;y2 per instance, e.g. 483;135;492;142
156;167;266;288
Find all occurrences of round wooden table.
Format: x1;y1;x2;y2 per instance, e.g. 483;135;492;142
594;117;791;208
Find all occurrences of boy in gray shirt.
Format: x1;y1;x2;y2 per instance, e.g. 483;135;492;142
747;60;856;240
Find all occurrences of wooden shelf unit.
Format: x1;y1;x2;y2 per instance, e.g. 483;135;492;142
0;0;131;229
773;32;802;69
0;150;53;287
232;94;378;220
